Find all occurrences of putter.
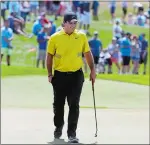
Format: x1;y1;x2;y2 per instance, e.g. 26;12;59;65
92;81;98;137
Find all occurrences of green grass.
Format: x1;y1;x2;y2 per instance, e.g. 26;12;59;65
1;76;149;109
1;4;150;86
2;64;149;85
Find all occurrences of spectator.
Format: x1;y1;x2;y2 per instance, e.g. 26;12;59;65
136;7;146;26
1;1;7;22
36;20;51;68
92;0;99;20
127;13;135;25
88;31;103;73
9;1;20;16
52;1;61;20
7;12;29;37
32;16;44;36
139;34;148;75
120;32;131;74
107;37;120;73
113;19;122;40
82;1;91;36
130;35;141;74
109;0;116;23
20;1;30;24
1;20;13;66
77;2;84;30
29;1;39;22
122;0;128;24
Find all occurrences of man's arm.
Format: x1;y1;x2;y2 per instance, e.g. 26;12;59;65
84;51;95;71
46;53;53;77
46;36;56;82
84;51;96;84
82;34;96;83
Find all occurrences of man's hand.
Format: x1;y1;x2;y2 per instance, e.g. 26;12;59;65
90;69;96;85
48;75;53;83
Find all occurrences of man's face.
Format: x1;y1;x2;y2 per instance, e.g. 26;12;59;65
94;34;98;39
64;20;78;33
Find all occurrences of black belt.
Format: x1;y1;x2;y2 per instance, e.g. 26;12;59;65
54;68;82;75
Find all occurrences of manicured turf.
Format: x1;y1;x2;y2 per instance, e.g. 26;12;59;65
1;3;149;86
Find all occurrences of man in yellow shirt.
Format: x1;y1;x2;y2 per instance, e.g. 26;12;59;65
46;12;96;143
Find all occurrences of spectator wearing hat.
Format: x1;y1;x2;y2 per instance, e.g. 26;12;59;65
88;31;103;73
32;16;44;36
113;19;122;40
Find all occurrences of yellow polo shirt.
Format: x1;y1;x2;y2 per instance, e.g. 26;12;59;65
47;29;90;72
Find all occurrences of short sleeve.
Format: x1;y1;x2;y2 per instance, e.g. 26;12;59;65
82;34;90;53
47;36;56;55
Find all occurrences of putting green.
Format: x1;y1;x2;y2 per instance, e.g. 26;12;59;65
1;76;149;109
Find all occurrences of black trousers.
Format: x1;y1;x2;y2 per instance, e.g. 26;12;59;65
51;69;84;137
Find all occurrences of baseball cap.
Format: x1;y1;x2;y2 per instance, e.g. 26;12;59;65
94;31;98;35
112;37;116;41
43;19;51;28
63;12;77;23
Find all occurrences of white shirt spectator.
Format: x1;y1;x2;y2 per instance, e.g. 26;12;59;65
113;24;122;38
20;2;30;13
122;0;127;8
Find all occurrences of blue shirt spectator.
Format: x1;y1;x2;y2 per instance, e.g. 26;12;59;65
9;1;20;15
32;18;43;36
141;39;148;52
1;27;13;48
37;31;48;50
49;20;56;36
137;15;146;26
30;1;39;6
88;34;102;57
121;38;131;56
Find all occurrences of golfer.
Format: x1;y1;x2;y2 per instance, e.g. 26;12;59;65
46;12;96;143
